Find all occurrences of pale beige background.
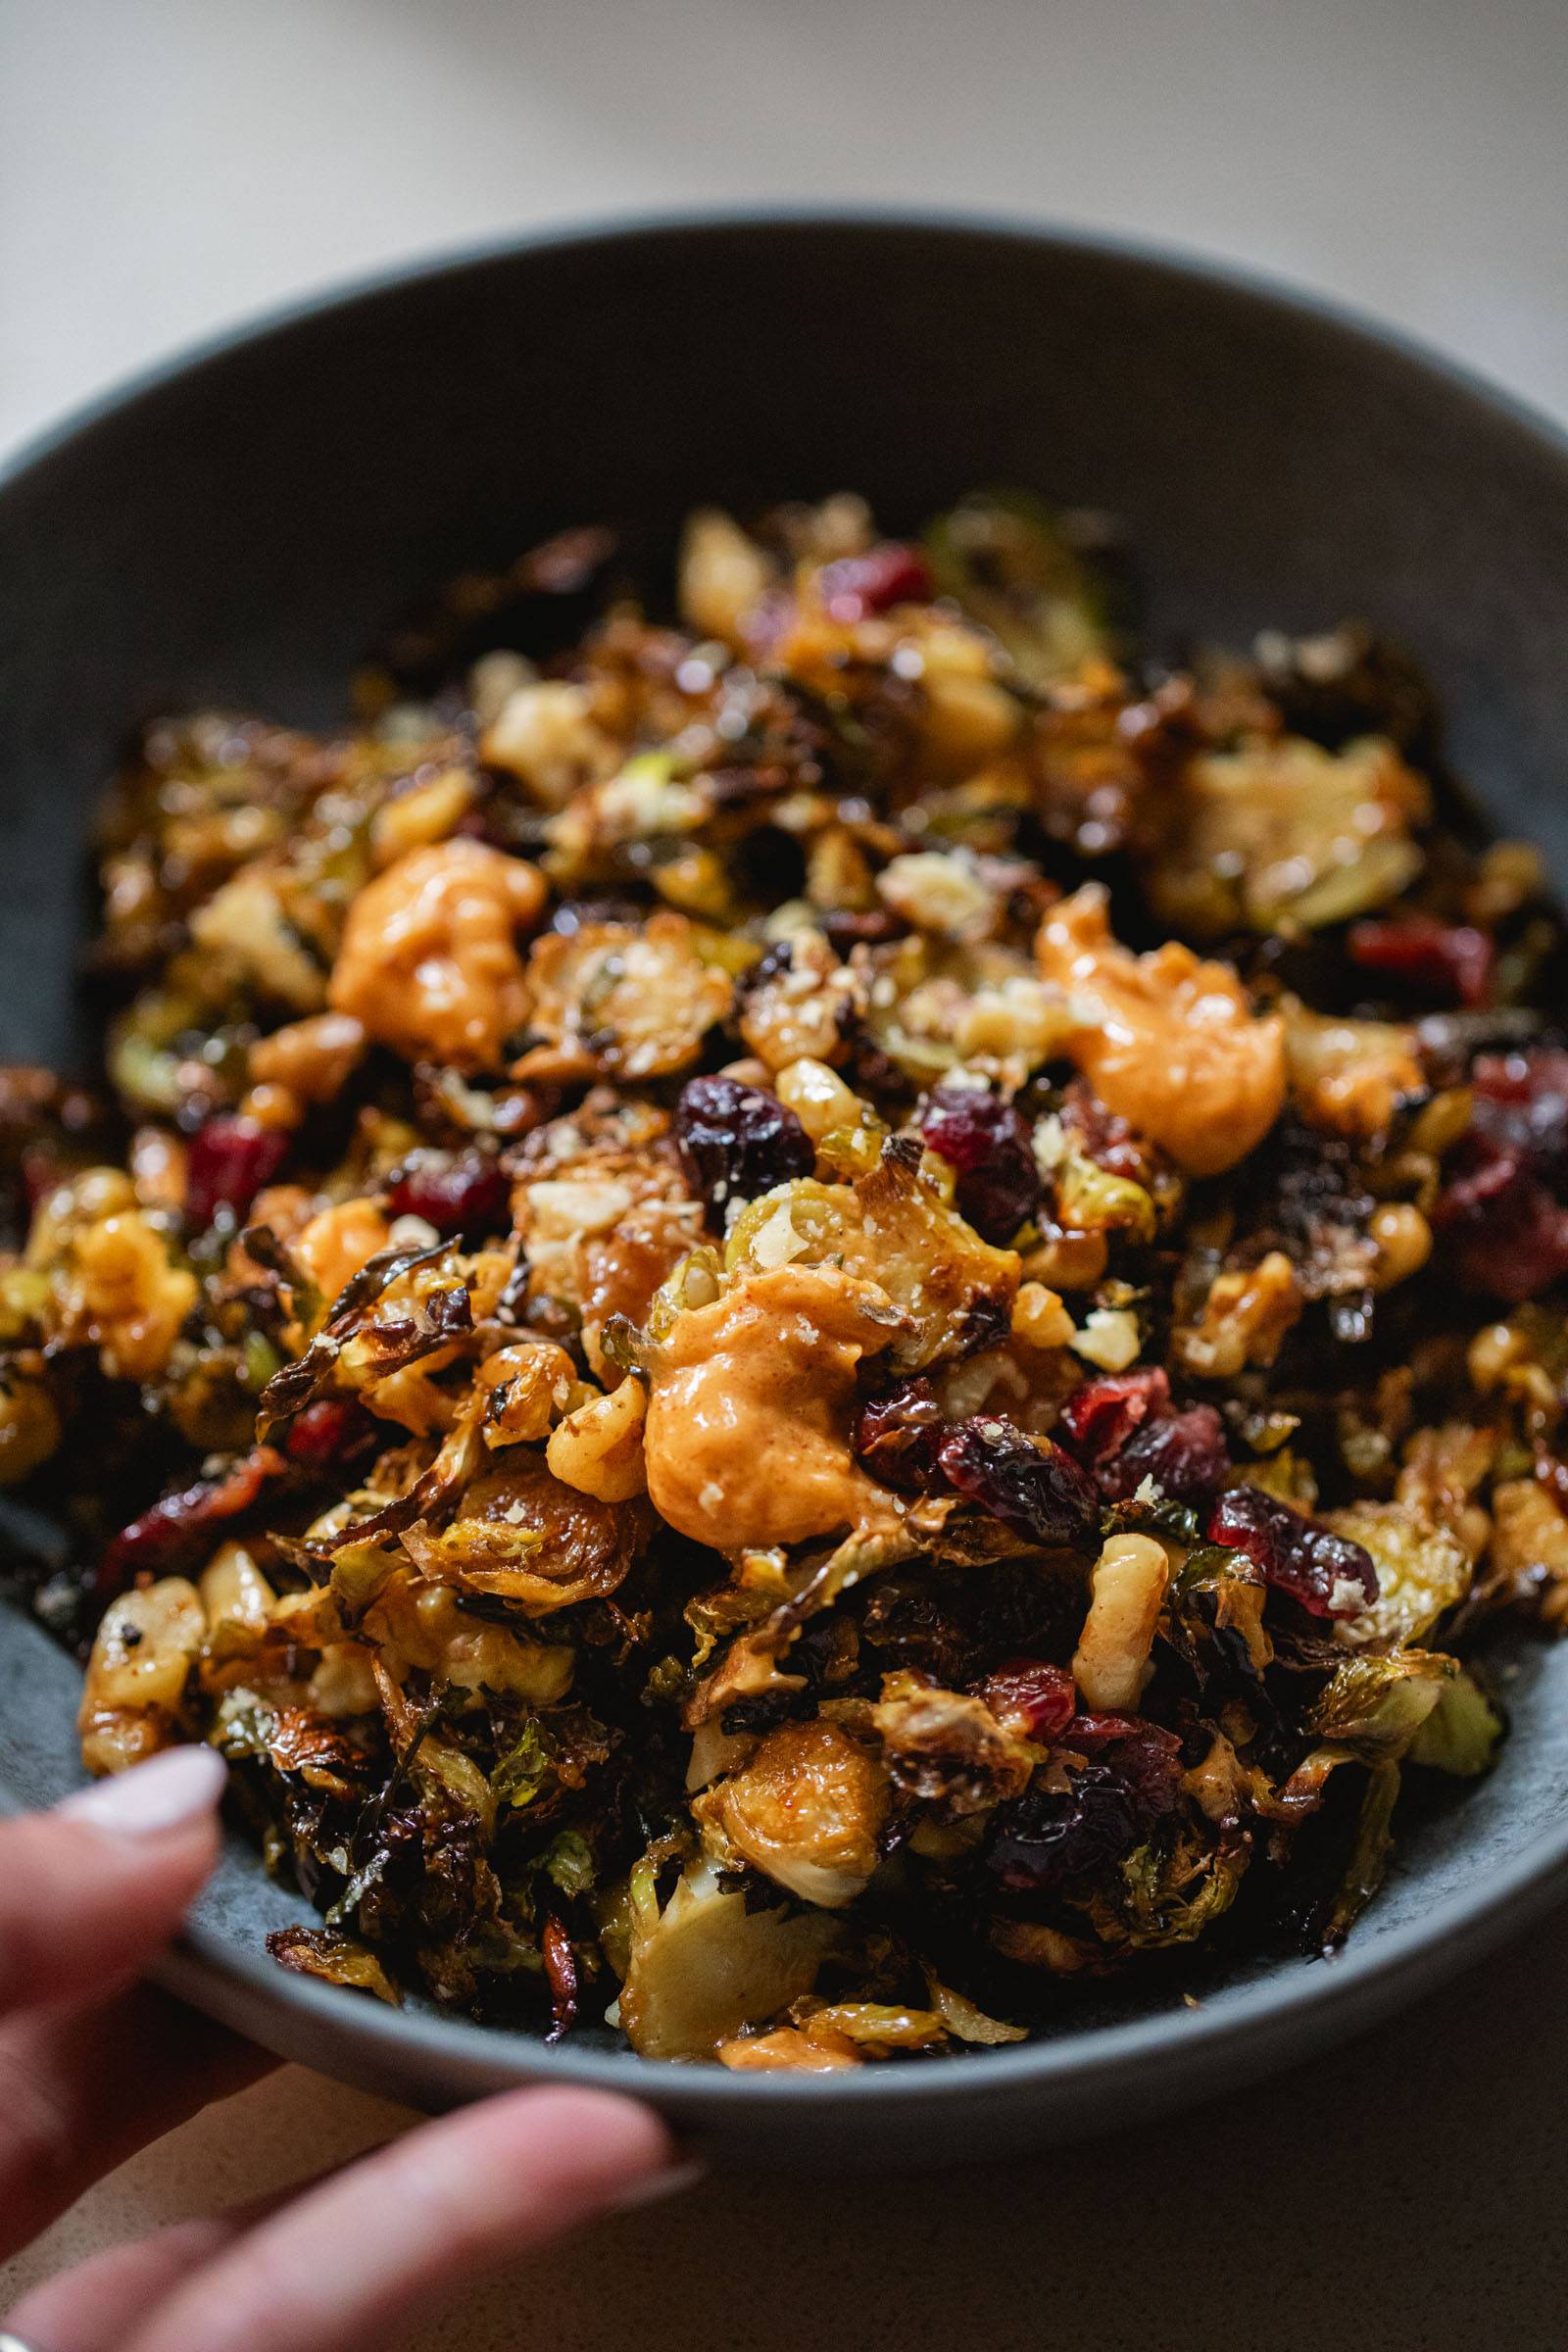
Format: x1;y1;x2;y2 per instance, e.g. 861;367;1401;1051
4;2;1568;2345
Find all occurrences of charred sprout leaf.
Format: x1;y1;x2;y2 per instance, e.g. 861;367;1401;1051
1324;1501;1472;1649
492;1719;551;1810
257;1237;454;1436
1092;1832;1249;1950
924;490;1110;686
920;1971;1028;2046
267;1924;401;2005
542;1830;596;1897
1305;1651;1456;1762
1405;1670;1504;1776
1322;1760;1402;1948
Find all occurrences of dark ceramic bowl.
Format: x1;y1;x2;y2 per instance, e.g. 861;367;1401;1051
4;215;1568;2167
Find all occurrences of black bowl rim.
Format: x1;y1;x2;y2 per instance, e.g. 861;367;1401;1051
8;205;1568;2114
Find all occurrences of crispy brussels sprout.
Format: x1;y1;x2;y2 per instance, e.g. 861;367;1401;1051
6;488;1555;2059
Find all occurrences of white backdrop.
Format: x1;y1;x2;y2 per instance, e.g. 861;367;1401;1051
3;0;1567;461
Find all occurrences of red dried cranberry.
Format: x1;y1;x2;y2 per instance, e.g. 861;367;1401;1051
387;1150;510;1237
283;1398;376;1469
918;1085;1041;1245
1059;1369;1229;1504
97;1446;284;1598
817;542;932;623
855;1377;948;1493
1060;1080;1149;1183
986;1722;1179;1891
1069;1714;1184;1804
1100;1404;1231;1504
675;1076;814;1225
981;1659;1076;1740
937;1417;1100;1546
1433;1050;1568;1298
1470;1051;1568;1181
1059;1368;1170;1460
1205;1484;1377;1619
185;1117;289;1229
1348;916;1494;1008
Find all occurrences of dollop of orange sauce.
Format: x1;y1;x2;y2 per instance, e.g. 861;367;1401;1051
1036;885;1286;1176
643;1263;901;1550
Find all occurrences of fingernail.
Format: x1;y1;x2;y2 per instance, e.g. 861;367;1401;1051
604;2157;707;2215
58;1745;227;1837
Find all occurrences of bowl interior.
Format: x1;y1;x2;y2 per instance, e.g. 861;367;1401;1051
3;216;1568;2158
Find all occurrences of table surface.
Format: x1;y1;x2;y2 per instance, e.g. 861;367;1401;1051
4;3;1568;2345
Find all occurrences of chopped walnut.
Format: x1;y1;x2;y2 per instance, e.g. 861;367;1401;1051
1073;1532;1171;1711
546;1376;649;1503
1035;885;1286;1176
1283;1001;1424;1139
58;1206;199;1382
677;509;776;646
476;1341;581;1446
1172;1249;1302;1380
328;839;547;1070
249;1011;368;1105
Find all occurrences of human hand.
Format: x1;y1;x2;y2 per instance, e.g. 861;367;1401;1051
2;1748;687;2351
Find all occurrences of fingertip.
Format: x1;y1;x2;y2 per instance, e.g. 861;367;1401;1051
58;1744;228;1839
455;2083;686;2213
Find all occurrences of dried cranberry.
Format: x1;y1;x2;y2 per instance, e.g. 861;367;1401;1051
185;1117;289;1229
937;1418;1100;1546
918;1085;1041;1244
1059;1368;1170;1460
1068;1715;1185;1818
97;1446;284;1598
1348;916;1494;1009
986;1722;1179;1891
284;1398;376;1469
1470;1051;1568;1178
817;542;932;623
675;1076;813;1224
855;1376;948;1494
1205;1484;1377;1619
981;1659;1076;1740
1059;1368;1229;1504
1433;1051;1568;1298
387;1149;510;1237
1101;1404;1231;1505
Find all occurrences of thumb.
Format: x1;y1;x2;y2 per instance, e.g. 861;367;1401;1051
0;1746;226;2018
